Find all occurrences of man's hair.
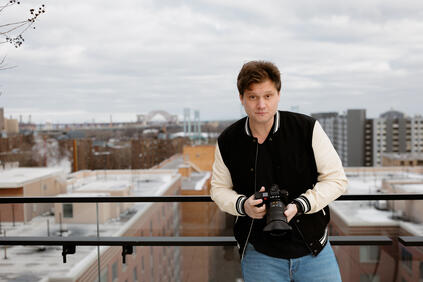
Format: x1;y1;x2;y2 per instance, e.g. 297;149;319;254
237;61;281;95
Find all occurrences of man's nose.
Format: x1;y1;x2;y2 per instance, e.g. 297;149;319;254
257;98;265;108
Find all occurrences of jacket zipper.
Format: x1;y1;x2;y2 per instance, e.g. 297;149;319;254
241;140;259;260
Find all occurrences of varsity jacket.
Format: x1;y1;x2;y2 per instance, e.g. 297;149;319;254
211;111;348;259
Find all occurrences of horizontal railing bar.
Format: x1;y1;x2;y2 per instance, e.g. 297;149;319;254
0;196;212;204
0;236;236;246
329;236;392;245
398;236;423;246
339;194;423;201
0;236;393;246
0;194;423;204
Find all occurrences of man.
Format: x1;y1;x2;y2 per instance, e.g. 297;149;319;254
211;61;347;281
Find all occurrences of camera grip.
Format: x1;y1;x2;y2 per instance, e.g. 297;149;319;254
254;192;266;207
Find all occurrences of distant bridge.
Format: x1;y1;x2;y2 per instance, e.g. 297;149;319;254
137;110;178;124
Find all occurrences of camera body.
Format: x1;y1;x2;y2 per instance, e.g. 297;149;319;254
254;184;292;236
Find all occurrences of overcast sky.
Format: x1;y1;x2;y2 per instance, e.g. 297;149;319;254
1;0;423;123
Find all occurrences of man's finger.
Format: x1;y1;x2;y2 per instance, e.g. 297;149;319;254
258;210;267;217
284;203;297;222
255;205;266;213
256;210;266;216
249;199;263;206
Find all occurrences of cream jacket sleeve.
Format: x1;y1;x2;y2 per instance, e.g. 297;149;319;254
296;121;348;214
210;143;247;216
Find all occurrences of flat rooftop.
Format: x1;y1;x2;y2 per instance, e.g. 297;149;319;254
159;155;185;169
75;180;130;192
158;154;211;191
331;201;423;236
393;183;423;193
182;171;211;190
331;201;398;227
0;169;181;281
345;170;423;194
331;168;423;236
0;167;65;188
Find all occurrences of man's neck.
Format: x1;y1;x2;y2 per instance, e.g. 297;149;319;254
249;116;274;144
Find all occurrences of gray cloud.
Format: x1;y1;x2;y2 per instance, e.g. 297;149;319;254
1;0;422;123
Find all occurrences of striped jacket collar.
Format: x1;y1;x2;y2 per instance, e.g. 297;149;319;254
244;111;280;137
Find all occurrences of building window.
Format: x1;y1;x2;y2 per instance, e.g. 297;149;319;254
401;247;413;271
360;274;380;282
133;268;138;282
112;262;118;282
360;246;380;263
62;204;73;218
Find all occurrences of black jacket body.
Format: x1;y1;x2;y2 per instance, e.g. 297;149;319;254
217;111;330;258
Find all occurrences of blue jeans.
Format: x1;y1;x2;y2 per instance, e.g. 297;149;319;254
241;242;342;282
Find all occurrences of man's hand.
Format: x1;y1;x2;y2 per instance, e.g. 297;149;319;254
284;203;298;222
244;186;266;219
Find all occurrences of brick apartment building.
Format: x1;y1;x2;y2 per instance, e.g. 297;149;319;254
329;166;423;282
0;167;66;223
0;145;237;282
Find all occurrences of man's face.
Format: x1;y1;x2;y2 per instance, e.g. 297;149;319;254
240;79;280;127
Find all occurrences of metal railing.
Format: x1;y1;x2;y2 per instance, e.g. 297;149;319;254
1;193;423;203
0;194;422;264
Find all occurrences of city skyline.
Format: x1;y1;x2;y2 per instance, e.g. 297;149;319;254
1;0;423;123
10;107;423;126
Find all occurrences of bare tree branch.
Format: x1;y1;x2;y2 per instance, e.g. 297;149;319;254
0;1;46;48
0;56;16;70
0;0;46;70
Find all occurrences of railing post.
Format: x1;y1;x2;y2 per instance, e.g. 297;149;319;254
62;244;76;263
122;245;133;264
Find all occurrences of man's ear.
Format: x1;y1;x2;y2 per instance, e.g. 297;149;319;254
239;94;244;104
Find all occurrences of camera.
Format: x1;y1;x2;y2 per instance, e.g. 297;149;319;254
254;184;292;236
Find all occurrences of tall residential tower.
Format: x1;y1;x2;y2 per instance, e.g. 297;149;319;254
312;109;423;167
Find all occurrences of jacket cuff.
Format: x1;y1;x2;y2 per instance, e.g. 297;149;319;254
236;195;247;216
293;196;311;214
